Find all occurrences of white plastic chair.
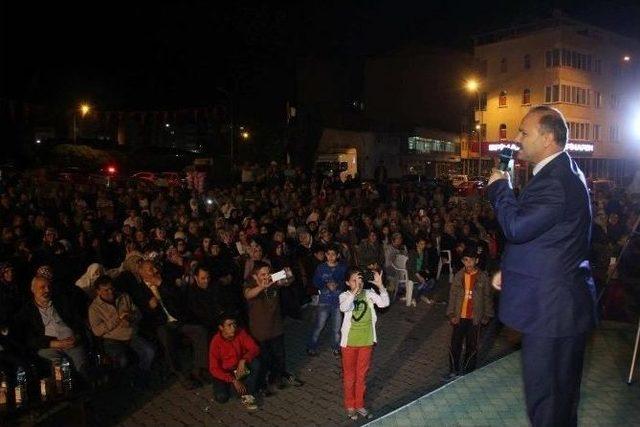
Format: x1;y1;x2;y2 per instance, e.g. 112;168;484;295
437;250;453;283
391;254;414;305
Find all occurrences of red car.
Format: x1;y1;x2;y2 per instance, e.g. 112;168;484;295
456;180;485;197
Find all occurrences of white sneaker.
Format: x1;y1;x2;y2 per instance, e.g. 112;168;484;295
356;407;373;419
240;394;258;411
420;296;434;304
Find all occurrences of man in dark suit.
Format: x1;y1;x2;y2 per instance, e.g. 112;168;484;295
488;106;595;427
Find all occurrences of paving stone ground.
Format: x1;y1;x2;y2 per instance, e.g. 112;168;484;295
87;282;519;426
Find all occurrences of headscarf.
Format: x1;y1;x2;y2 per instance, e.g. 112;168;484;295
75;263;105;293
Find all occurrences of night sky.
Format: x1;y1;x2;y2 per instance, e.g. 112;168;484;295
2;0;640;126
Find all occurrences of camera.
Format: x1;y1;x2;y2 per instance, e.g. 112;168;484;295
362;269;377;289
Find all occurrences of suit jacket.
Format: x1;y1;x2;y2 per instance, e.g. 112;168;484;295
16;295;86;352
488;152;596;337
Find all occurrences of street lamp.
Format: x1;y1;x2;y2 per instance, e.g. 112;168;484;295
73;103;91;144
241;131;250;140
466;80;483;176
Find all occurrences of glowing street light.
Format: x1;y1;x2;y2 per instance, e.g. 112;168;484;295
466;79;483;176
466;79;479;92
73;102;92;143
623;55;631;62
80;103;91;117
241;131;250;140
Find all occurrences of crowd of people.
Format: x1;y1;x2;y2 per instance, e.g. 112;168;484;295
0;162;636;418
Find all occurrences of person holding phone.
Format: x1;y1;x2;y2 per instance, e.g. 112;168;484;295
244;261;303;393
339;268;389;420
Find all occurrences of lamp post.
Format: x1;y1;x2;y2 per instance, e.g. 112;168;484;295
73;103;91;144
466;80;483;176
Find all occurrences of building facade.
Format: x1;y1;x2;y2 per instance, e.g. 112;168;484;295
472;17;640;184
315;127;461;180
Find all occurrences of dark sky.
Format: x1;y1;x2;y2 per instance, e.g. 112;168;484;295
2;0;640;124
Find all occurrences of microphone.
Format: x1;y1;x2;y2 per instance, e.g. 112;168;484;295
498;147;515;171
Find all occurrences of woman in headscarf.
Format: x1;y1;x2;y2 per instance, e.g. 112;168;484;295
75;263;105;296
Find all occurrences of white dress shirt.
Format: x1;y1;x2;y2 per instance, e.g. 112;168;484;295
532;151;564;176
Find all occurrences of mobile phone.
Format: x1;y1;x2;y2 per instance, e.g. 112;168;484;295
271;270;287;282
362;269;373;286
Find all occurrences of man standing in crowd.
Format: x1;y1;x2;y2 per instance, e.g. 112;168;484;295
244;261;303;391
488;106;595;426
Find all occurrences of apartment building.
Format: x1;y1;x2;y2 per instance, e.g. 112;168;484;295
472;16;640;182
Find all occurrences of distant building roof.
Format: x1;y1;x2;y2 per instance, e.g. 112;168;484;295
473;13;640;48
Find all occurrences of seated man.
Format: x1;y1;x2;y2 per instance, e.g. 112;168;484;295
209;313;260;410
88;275;155;381
128;260;209;389
17;275;89;380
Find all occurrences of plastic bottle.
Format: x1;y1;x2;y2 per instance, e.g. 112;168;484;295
61;357;72;393
15;366;27;408
53;359;63;394
0;371;8;408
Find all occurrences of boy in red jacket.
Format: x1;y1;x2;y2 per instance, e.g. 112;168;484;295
209;313;261;410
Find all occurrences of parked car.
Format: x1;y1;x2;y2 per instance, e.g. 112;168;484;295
456;180;485;197
131;171;185;188
131;171;157;184
449;174;469;187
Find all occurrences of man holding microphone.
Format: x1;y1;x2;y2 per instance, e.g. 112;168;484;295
487;106;596;427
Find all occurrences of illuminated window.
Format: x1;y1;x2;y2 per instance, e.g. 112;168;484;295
522;88;531;105
499;90;507;107
408;136;457;154
499;124;507;140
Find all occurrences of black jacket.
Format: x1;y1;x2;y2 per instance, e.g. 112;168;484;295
126;279;195;328
16;295;86;352
186;284;220;331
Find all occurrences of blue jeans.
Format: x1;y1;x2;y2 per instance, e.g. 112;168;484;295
308;304;342;351
103;335;156;371
213;358;261;402
415;279;436;297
